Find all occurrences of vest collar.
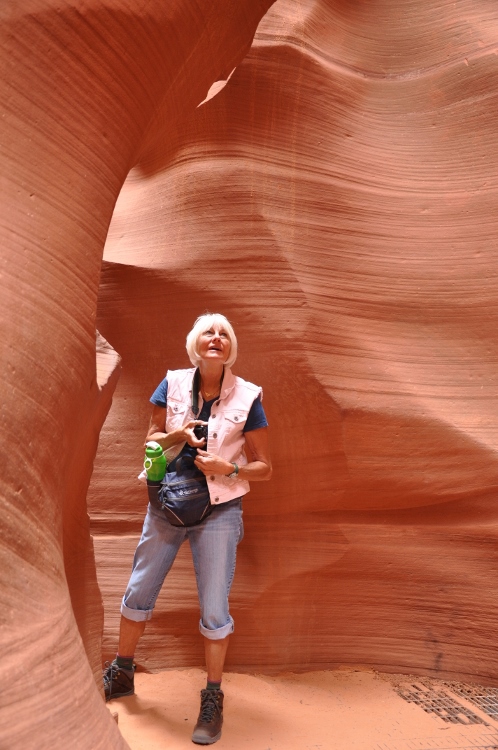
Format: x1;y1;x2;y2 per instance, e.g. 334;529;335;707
219;367;235;400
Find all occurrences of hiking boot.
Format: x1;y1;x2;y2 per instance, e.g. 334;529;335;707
191;688;224;745
103;660;135;701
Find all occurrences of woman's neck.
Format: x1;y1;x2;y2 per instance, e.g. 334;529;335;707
198;363;224;397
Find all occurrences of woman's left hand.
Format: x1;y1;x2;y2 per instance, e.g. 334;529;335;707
194;449;232;477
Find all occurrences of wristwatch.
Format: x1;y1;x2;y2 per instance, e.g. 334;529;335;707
227;462;239;479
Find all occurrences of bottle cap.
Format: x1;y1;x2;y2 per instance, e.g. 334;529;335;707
145;440;163;458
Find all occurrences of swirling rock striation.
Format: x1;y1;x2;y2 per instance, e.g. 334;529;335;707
2;2;498;748
0;0;274;747
92;0;498;682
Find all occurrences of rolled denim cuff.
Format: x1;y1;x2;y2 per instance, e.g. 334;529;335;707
199;615;234;640
121;597;154;622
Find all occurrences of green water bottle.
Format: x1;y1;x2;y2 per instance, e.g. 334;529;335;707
144;441;167;482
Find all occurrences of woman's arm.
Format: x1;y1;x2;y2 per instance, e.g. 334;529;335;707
240;426;272;480
194;426;272;480
145;405;206;450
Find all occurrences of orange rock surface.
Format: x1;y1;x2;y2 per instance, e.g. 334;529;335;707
0;1;273;748
2;0;498;747
91;0;498;685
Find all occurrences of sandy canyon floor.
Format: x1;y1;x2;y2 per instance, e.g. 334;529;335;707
107;668;498;750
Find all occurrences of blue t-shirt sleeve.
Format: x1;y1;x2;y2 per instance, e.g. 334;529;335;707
150;378;168;408
244;395;268;432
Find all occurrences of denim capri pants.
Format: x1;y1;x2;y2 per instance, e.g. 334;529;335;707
121;496;244;640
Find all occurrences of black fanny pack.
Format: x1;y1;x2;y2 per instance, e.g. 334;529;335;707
157;469;212;527
148;368;215;527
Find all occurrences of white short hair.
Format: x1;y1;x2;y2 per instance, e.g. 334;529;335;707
186;313;238;369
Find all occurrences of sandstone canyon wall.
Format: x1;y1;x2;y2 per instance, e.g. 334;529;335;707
0;1;274;748
2;0;498;748
91;0;498;685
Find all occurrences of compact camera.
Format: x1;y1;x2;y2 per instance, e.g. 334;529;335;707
193;423;208;442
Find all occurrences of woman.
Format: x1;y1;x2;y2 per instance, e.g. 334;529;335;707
103;313;272;745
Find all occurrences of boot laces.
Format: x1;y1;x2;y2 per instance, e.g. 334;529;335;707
103;660;118;686
199;690;221;722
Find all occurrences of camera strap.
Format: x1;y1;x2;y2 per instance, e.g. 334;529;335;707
191;368;201;417
191;367;225;418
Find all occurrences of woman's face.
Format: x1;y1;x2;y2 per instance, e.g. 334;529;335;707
197;323;231;364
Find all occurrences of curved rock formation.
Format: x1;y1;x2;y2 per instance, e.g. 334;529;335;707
0;1;274;747
3;0;498;746
92;0;498;684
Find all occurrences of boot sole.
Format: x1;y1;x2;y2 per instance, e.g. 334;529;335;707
191;729;222;745
105;688;135;702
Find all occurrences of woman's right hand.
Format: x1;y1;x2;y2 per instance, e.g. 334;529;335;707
182;420;208;448
145;405;207;449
